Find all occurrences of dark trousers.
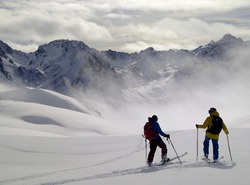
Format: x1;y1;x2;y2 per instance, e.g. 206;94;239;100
148;136;167;163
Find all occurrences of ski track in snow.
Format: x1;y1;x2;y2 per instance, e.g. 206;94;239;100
38;159;236;185
0;132;237;185
0;136;145;185
0;154;236;185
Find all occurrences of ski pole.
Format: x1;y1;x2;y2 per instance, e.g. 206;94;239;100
142;135;147;163
226;134;233;161
168;138;182;164
196;128;199;161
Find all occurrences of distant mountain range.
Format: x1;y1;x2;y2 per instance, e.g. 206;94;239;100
0;34;249;104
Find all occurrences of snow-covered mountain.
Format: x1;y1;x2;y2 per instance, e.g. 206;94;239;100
0;40;125;98
0;34;249;106
193;34;247;60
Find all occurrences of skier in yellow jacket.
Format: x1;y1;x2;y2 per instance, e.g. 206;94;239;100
196;108;229;162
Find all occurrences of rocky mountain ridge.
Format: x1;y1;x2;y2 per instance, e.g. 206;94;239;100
0;34;249;103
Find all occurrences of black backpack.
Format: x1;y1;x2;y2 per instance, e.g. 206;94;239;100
207;116;223;134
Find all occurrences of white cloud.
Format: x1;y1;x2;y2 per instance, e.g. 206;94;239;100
95;0;250;12
152;17;250;48
109;17;250;52
0;0;113;51
0;0;250;52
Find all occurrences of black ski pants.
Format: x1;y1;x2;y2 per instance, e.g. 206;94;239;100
148;136;167;163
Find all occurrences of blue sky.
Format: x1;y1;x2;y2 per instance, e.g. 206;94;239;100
1;0;250;53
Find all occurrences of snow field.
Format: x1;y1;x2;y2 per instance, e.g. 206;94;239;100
0;86;249;185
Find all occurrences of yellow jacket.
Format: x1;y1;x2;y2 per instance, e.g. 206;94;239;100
197;111;229;139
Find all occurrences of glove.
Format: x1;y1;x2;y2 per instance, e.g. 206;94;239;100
165;134;170;139
195;124;199;128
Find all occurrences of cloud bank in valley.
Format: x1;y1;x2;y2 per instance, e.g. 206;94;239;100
163;46;250;130
0;0;250;53
100;43;250;132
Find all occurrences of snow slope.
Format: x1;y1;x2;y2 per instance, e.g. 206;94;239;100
0;86;133;137
0;85;249;185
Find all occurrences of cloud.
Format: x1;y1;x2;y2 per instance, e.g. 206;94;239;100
110;17;250;52
165;45;250;128
92;0;249;12
0;0;113;52
0;0;250;52
110;44;250;131
153;17;250;48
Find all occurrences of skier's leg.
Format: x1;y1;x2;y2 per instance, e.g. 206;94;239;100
157;137;167;159
212;139;219;160
148;140;157;163
203;136;210;158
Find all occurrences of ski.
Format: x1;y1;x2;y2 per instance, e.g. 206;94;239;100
157;152;188;166
202;156;224;164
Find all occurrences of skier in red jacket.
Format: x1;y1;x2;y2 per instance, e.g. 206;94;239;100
145;115;170;166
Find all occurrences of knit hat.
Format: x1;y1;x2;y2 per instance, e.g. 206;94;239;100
209;107;217;113
152;115;158;121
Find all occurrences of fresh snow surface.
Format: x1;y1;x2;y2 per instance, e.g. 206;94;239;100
0;85;249;185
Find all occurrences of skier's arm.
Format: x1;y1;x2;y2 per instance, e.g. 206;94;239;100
196;117;209;129
222;122;229;134
155;122;168;137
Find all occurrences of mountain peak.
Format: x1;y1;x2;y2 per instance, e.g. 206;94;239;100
139;47;157;55
36;39;90;55
48;39;89;50
144;47;155;52
218;34;243;44
192;34;245;59
222;33;236;40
